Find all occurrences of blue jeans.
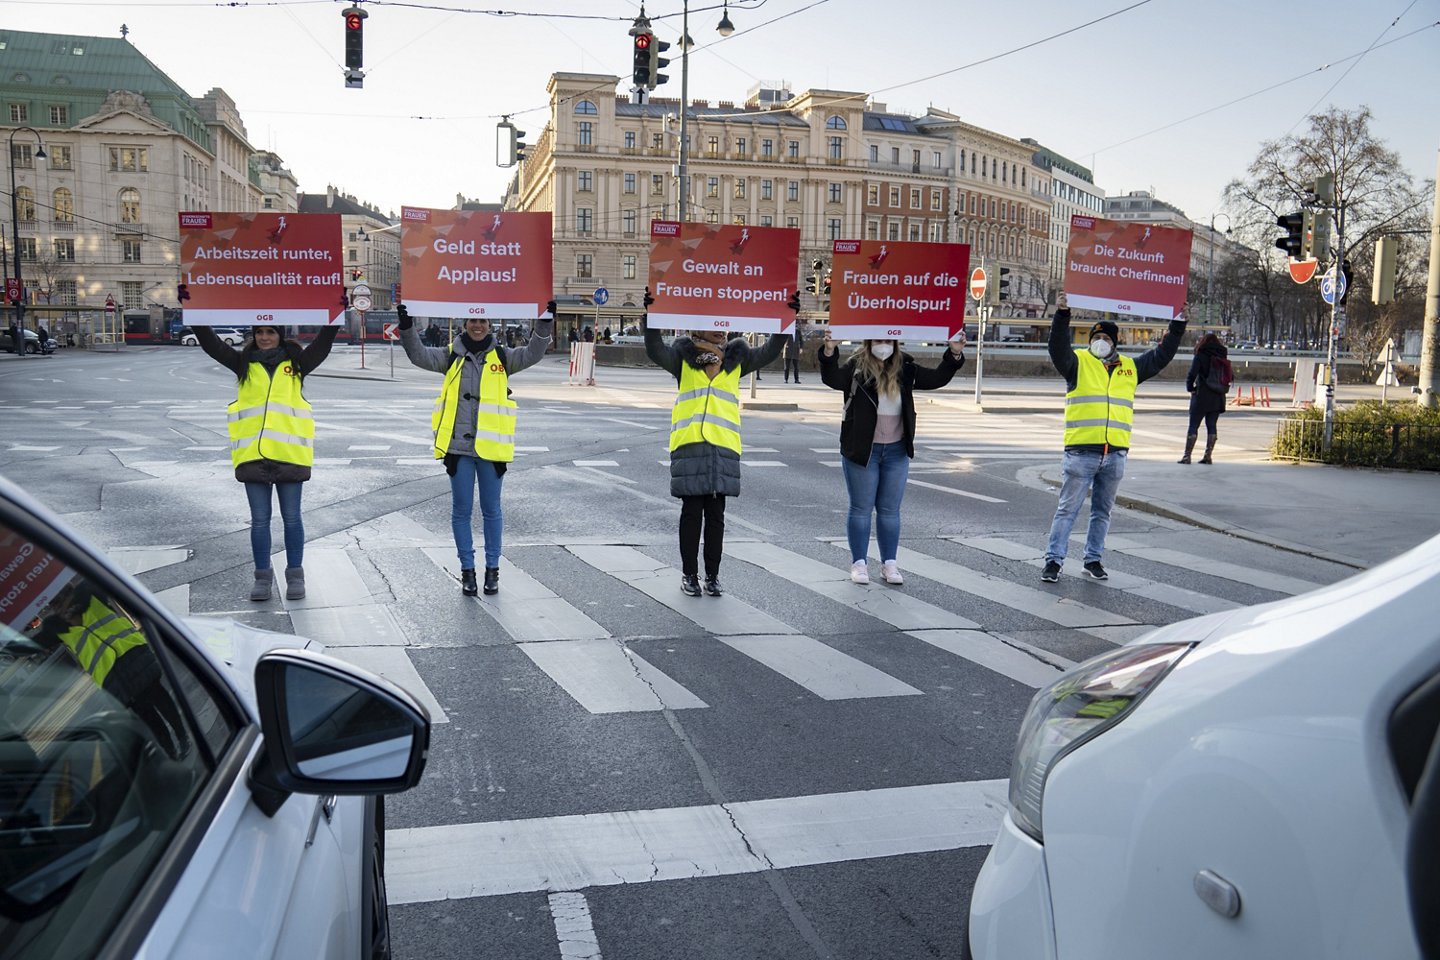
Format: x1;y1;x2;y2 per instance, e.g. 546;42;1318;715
244;481;304;571
841;441;910;563
1045;448;1127;565
450;455;504;570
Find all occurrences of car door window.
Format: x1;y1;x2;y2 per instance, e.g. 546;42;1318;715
0;524;236;959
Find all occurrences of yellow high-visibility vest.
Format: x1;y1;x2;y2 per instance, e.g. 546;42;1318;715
670;363;742;454
432;347;516;461
228;361;314;468
59;596;148;688
1063;350;1137;448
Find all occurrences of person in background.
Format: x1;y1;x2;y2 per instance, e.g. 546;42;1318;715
582;326;594;343
783;326;804;383
197;323;339;601
1180;332;1231;464
1039;292;1185;583
396;301;555;597
819;332;966;584
643;289;795;597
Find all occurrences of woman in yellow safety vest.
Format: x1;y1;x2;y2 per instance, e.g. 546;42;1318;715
643;289;796;598
197;323;338;602
395;302;555;597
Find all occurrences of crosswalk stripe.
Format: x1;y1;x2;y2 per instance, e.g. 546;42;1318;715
956;537;1241;616
282;547;371;608
726;541;979;630
548;893;602;960
386;778;1008;903
905;630;1072;686
518;638;708;713
288;604;411;648
422;548;609;642
332;647;450;723
905;479;1006;503
719;634;922;700
1099;535;1323;594
573;460;619;467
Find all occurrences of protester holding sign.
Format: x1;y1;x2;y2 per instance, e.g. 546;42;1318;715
396;300;554;597
197;323;339;602
1180;333;1232;464
643;288;796;598
1039;293;1185;583
819;333;967;585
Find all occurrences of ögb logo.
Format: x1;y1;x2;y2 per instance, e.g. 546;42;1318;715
282;364;295;377
489;363;503;373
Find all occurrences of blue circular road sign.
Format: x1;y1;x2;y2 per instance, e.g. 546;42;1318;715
593;287;610;306
1320;266;1346;306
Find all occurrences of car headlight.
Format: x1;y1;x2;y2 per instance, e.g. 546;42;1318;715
1008;642;1192;842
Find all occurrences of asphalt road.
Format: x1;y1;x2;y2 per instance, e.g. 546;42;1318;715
0;346;1361;960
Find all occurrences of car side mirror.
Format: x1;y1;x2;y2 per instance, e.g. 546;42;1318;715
249;649;430;814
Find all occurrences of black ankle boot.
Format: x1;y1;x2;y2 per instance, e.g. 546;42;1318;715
483;566;500;595
460;568;478;596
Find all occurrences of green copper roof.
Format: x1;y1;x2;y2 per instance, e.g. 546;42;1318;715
0;29;211;152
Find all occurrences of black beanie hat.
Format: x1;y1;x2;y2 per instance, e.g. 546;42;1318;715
1088;320;1119;342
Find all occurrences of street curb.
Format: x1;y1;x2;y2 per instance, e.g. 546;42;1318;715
744;402;800;412
309;372;399;383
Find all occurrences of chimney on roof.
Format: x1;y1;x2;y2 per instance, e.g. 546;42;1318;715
326;184;336;208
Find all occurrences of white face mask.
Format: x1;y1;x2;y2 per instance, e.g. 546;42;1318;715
870;342;895;361
1088;338;1113;359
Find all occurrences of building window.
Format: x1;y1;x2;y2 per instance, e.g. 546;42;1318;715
623;254;637;280
909;224;921;241
887;223;900;241
624;172;636;194
1021;168;1027;188
47;144;72;169
734;214;747;226
118;187;141;223
707;177;719;198
929;222;942;242
933;151;943;169
760;215;773;227
576;254;593;279
624;131;636;150
892;147;900;163
121;281;142;309
869;145;879;162
708;135;719;156
578;121;593;146
578;170;593;192
761;138;774;157
761;179;773;200
15;187;35;221
866;220;879;240
788;140;799;158
576;208;593;233
53;187;73;222
54;238;75;262
889;186;900;207
623;209;637;236
652;133;664;150
122;239;142;263
931;189;942;211
787;181;799;202
734;179;747;199
828;137;843;160
828;183;842;203
57;279;77;306
10;143;34;169
909;188;920;208
706;210;719;225
9;103;27;123
867;184;879;205
348;249;358;262
651;174;664;196
736;137;747;156
825;115;847;130
575;99;598;114
786;216;798;228
827;218;841;240
108;146;148;172
49;104;68;125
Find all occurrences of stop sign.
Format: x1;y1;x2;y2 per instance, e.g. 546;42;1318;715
969;267;988;300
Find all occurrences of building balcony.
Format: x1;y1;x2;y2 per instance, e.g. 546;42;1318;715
575;143;596;153
114;221;147;235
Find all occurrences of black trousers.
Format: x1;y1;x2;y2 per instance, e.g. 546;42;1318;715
679;494;727;577
783;357;801;380
1186;409;1221;436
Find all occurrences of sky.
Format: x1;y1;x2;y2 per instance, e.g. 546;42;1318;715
6;0;1437;224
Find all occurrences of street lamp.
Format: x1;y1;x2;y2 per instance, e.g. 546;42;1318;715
675;0;737;223
1205;212;1232;330
8;127;46;359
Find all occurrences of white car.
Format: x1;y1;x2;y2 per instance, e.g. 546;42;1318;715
180;327;246;347
967;532;1440;960
0;476;430;959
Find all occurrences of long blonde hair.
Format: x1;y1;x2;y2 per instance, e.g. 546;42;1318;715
850;340;901;399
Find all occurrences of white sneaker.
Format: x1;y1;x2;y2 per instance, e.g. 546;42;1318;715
850;560;870;584
881;561;904;585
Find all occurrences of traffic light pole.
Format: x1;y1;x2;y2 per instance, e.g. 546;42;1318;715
677;2;690;223
1322;205;1345;452
973;300;988;406
1418;147;1440;410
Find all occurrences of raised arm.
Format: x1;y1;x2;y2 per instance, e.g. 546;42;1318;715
910;340;965;390
502;305;556;375
396;304;454;373
195;326;247;379
641;289;683;379
296;325;340;376
1135;318;1187;384
818;338;852;393
741;332;787;376
1048;300;1078;389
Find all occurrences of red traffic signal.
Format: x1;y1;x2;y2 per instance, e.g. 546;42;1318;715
634;33;651;50
633;32;653;87
346;12;362;29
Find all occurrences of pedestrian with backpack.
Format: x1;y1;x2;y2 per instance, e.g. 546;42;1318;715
1180;332;1232;464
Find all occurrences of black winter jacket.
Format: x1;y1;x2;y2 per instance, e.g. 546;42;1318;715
1186;341;1230;415
818;346;963;466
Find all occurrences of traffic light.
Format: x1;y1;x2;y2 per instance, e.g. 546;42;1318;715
1275;212;1304;259
1311;173;1335;206
805;275;819;296
823;272;832;296
1299;211;1317;261
342;5;367;88
633;32;652;88
997;267;1011;301
1310;211;1332;262
648;37;671;90
351;269;365;281
1372;236;1398;305
497;120;527;167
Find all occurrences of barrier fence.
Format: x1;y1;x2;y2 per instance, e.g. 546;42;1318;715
1273;417;1440;470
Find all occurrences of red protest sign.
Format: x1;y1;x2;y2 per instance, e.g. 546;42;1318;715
1064;215;1192;320
827;239;969;340
178;212;345;326
399;208;553;320
0;532;74;631
648;222;800;333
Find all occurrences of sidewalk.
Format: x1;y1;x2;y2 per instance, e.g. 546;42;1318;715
312;345;1437;568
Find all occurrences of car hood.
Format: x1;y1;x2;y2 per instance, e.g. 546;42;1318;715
182;616;323;721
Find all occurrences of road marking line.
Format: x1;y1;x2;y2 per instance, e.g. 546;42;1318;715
331;647;449;723
1099;535;1324;594
573;460;619;467
422;548;610;642
549;892;603;960
519;638;707;713
905;478;1006;503
719;634;922;700
387;779;1008;903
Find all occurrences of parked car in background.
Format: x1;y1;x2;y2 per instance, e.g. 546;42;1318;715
966;531;1440;960
178;326;245;347
0;328;56;355
0;476;431;959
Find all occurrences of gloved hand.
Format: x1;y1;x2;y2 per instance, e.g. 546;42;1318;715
787;291;801;313
443;452;458;477
643;287;654;308
545;299;557;317
397;303;413;331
